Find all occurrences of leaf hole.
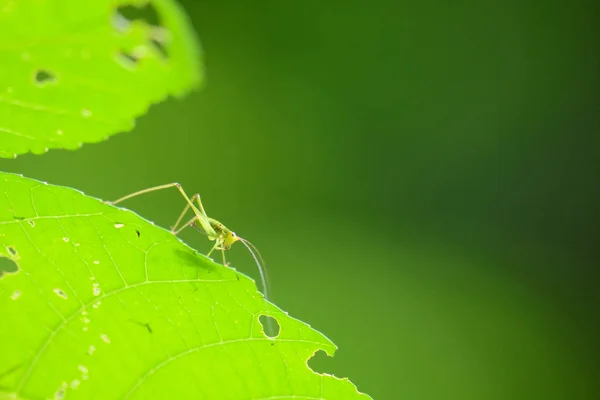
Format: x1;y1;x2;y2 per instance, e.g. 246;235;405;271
34;69;56;86
53;288;68;299
307;350;334;376
113;4;170;60
115;51;139;70
0;255;19;279
259;315;280;338
111;11;131;33
115;4;162;27
54;382;67;399
7;246;17;257
150;36;169;59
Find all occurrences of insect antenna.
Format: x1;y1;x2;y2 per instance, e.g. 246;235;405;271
239;237;270;302
191;222;269;300
239;237;277;337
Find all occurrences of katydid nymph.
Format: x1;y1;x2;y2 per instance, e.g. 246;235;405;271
108;183;269;300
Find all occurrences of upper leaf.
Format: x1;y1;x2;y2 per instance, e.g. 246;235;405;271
0;0;202;158
0;172;371;400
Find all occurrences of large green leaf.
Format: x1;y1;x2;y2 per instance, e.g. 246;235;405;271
0;172;371;400
0;0;202;158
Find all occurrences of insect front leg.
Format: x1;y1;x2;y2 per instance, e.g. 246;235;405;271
221;247;229;267
206;240;220;258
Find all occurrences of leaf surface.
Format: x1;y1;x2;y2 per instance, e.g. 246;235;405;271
0;0;202;158
0;172;370;400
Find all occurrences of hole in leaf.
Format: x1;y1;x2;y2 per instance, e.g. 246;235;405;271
259;315;280;338
307;350;334;375
35;69;56;85
113;4;170;60
111;12;131;33
116;51;139;69
54;383;66;399
0;256;19;278
150;37;169;59
115;4;161;27
7;246;17;257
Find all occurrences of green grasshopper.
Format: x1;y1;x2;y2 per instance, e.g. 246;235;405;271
109;183;269;299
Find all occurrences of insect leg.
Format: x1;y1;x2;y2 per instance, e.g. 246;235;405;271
109;183;181;205
206;240;219;258
171;194;198;233
173;186;215;237
192;193;209;218
172;216;198;235
221;248;228;267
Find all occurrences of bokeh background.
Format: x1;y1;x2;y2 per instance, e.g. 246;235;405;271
1;0;599;399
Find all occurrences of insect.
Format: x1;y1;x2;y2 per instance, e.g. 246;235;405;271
108;183;269;300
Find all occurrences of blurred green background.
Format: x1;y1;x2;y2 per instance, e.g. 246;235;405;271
1;0;599;399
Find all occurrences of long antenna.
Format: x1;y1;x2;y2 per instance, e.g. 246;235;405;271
239;238;270;302
239;238;277;337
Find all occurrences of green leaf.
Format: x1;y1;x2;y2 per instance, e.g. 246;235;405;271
0;0;202;158
0;172;371;400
